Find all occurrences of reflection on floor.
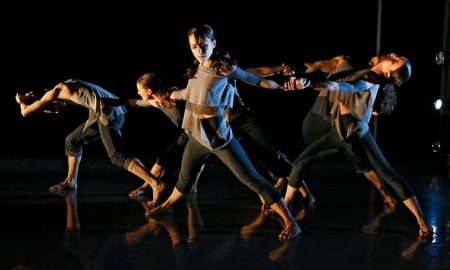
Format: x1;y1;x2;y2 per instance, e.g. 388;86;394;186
0;155;449;270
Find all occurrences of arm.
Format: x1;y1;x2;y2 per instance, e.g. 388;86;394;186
16;83;63;117
284;76;373;92
170;88;188;100
126;98;158;108
246;63;293;77
229;66;285;90
304;55;348;74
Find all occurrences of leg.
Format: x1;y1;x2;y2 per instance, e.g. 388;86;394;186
215;138;300;240
360;132;432;236
403;196;433;237
285;131;343;209
147;138;209;215
127;159;166;205
298;180;316;207
49;155;81;191
97;116;166;204
50;122;99;191
129;162;165;198
129;132;189;198
269;200;302;240
188;163;205;194
344;137;397;208
363;170;396;208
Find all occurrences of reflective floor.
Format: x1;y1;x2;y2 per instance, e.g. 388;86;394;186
1;155;449;270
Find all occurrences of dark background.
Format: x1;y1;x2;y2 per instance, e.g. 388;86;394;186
1;0;446;162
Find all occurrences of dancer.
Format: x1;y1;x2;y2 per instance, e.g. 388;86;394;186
300;55;396;208
128;71;312;210
147;24;300;240
15;79;166;204
283;53;432;236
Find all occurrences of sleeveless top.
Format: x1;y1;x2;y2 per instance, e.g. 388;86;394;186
64;79;126;131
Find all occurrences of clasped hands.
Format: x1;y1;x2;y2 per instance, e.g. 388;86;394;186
283;76;312;91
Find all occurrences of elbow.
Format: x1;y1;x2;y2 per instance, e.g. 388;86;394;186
21;109;32;117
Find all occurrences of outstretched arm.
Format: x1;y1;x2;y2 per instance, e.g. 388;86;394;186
246;63;294;77
16;83;63;117
126;98;159;108
229;66;286;90
170;88;188;100
304;55;348;74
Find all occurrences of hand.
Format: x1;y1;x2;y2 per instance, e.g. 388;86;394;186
280;63;294;76
16;91;37;104
283;77;311;90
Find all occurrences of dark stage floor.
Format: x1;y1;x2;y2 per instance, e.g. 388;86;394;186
1;154;449;270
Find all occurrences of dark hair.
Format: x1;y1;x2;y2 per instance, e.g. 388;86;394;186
137;72;162;90
137;72;177;108
373;83;397;115
390;57;412;86
185;24;237;79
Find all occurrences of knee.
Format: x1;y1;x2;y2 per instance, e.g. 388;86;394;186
175;173;191;193
65;135;82;156
110;152;127;168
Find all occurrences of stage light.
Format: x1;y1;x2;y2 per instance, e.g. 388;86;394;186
434;98;444;110
435;51;447;65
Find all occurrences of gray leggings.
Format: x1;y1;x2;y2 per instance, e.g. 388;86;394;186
64;114;130;168
176;137;281;205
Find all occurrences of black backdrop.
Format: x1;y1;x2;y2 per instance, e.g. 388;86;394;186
1;0;445;161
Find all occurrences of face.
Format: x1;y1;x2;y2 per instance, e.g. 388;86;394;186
370;53;408;79
136;83;152;101
188;34;215;65
369;53;405;69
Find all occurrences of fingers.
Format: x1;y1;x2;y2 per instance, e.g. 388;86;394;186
283;77;312;91
283;77;297;90
296;78;311;89
281;63;295;75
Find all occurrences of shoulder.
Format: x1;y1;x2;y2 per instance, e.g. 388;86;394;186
334;55;351;65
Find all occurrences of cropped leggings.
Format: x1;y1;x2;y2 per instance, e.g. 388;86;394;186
289;126;414;201
64;115;131;168
176;137;281;205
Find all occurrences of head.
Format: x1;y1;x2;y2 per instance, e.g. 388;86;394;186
136;72;162;101
187;24;216;65
368;53;412;86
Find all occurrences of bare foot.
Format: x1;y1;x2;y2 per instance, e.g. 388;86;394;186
129;186;149;198
383;194;397;209
49;180;77;191
150;182;167;206
418;219;433;237
278;222;301;241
